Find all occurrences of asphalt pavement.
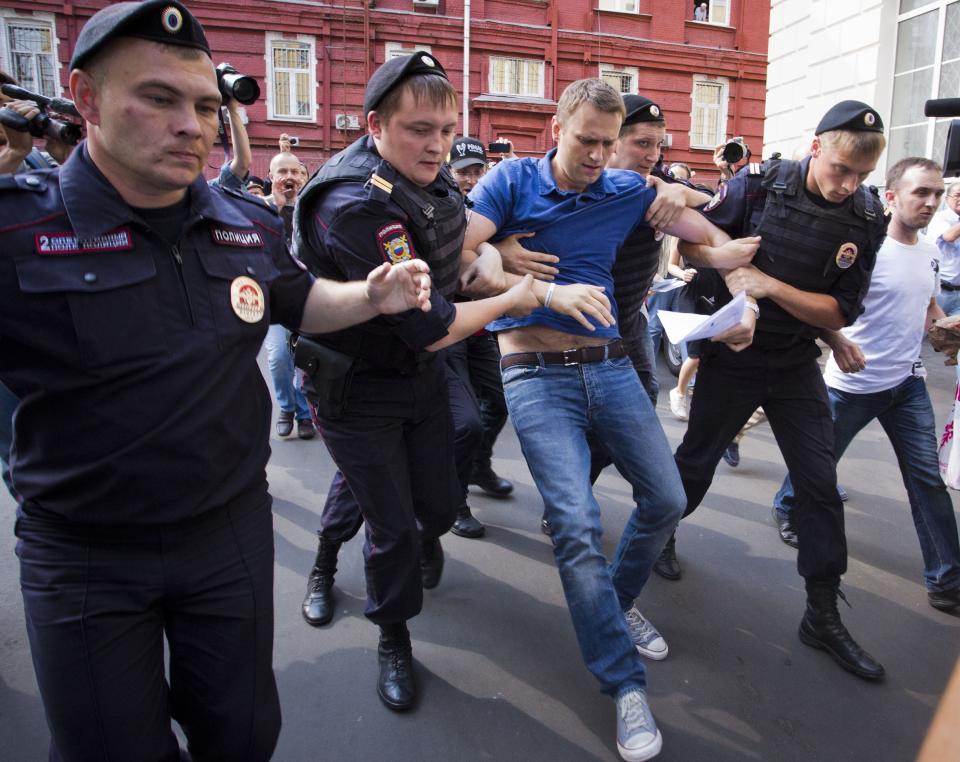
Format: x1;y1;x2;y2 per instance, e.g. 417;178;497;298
2;342;959;761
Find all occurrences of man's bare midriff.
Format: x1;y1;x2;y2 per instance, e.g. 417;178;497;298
497;324;614;354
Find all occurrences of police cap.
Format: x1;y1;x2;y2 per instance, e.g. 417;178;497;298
622;94;664;126
363;52;448;116
70;0;211;71
449;137;487;169
815;100;884;135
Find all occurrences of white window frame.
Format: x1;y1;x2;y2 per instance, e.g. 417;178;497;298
488;56;544;98
708;0;730;26
689;75;729;149
0;11;60;97
385;42;433;61
599;64;639;95
265;32;316;123
598;0;639;13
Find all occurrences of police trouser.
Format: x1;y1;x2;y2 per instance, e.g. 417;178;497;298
319;343;481;545
587;314;658;483
463;332;509;473
15;495;280;762
673;342;847;586
316;359;461;625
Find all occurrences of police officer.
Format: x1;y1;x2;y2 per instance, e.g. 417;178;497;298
0;2;434;758
671;101;890;680
291;54;538;711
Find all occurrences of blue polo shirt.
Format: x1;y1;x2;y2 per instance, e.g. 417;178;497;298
469;148;656;337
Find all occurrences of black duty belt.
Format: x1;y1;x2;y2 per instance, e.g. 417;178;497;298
942;281;960;292
500;340;626;370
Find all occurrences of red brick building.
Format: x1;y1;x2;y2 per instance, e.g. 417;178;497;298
1;0;768;184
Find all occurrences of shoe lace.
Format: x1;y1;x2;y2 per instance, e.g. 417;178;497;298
624;609;656;643
389;641;413;676
619;691;652;732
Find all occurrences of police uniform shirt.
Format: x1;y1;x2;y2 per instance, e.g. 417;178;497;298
699;157;877;344
469;148;656;339
0;143;314;524
302;150;457;352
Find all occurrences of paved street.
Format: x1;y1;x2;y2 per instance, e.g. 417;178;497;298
2;342;959;761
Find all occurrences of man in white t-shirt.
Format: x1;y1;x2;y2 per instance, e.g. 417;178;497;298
773;157;960;613
926;183;960;315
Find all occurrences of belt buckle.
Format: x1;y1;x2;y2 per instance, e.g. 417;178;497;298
562;348;580;366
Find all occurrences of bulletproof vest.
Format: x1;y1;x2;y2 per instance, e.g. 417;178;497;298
293;136;464;299
746;157;885;340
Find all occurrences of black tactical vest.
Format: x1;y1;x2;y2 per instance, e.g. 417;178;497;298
293;136;465;299
745;157;886;340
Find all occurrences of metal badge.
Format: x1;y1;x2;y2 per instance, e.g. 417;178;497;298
649;105;660;118
230;276;265;323
161;6;184;33
835;242;858;269
864;112;876;127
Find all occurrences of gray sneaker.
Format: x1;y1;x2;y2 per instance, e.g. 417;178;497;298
616;689;662;761
624;607;668;660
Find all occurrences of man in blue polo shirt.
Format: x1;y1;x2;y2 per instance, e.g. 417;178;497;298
462;78;759;762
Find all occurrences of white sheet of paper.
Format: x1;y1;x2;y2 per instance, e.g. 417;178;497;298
657;291;746;344
649;278;687;294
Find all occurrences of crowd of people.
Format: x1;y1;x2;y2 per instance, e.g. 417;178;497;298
1;1;959;760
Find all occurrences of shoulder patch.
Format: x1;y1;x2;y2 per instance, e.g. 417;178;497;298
376;221;417;264
704;183;728;212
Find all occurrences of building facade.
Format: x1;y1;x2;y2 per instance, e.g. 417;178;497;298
1;0;768;183
765;0;960;188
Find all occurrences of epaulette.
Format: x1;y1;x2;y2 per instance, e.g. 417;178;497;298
369;171;394;200
0;173;50;193
220;184;279;216
748;162;764;176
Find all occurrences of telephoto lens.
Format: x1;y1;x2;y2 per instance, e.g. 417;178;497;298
722;139;745;164
216;63;260;105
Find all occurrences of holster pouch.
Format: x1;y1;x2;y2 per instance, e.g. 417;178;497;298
291;335;355;419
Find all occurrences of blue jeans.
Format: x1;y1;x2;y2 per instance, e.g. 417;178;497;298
501;353;685;696
0;380;18;499
774;376;960;592
937;288;960;318
264;324;311;420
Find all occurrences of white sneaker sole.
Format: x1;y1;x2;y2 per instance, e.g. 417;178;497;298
635;642;669;661
618;729;663;761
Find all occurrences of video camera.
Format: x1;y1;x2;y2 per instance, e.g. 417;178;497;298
925;98;960;177
217;63;260;105
721;136;750;165
0;84;83;145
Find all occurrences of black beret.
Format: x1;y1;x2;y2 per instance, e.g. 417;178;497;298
449;137;487;169
623;94;664;125
815;100;884;135
70;0;211;70
363;52;448;116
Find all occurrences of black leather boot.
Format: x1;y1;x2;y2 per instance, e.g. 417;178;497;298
799;585;885;680
451;505;485;539
420;536;444;590
772;507;799;548
378;623;415;711
653;532;681;581
470;464;514;498
301;536;341;626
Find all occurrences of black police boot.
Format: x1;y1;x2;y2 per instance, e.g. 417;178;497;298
653;532;681;581
302;536;341;627
420;536;444;590
377;622;416;711
772;507;799;549
799;585;885;680
470;464;514;498
451;505;485;539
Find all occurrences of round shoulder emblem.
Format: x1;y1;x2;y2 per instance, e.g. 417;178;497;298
649;105;660;118
835;242;858;269
230;276;265;323
161;6;184;33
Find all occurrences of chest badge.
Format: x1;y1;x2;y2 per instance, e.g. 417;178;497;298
835;242;858;269
230;276;265;323
377;221;417;265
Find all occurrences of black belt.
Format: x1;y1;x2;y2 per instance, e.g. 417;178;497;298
942;281;960;292
500;340;626;370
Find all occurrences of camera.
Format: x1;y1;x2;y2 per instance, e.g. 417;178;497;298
721;136;749;165
0;83;82;145
488;141;511;154
287;136;300;147
216;63;260;105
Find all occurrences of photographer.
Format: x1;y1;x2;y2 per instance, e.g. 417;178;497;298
713;136;749;187
209;96;252;192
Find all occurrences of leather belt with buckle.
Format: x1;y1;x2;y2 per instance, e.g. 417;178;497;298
942;281;960;291
500;340;626;370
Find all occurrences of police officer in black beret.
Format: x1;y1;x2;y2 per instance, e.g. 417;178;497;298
291;53;538;710
0;2;436;758
668;100;890;681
